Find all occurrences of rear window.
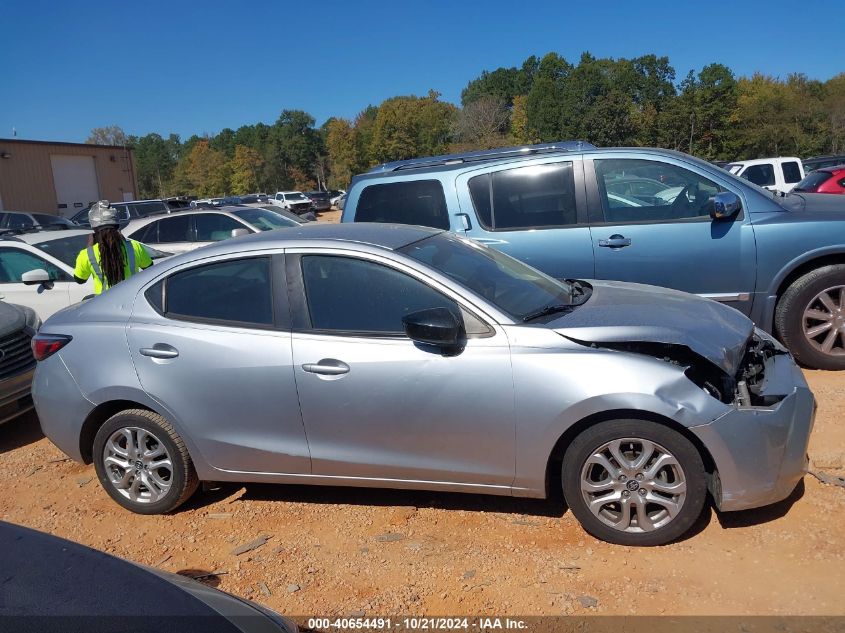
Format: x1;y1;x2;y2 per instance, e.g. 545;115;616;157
741;164;775;187
32;235;91;267
355;180;449;230
794;171;833;192
782;161;802;184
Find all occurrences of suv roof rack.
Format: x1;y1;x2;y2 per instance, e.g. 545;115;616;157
369;140;596;173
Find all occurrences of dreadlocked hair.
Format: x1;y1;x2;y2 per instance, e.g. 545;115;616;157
94;227;127;288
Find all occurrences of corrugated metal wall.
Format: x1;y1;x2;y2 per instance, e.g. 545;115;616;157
0;140;137;214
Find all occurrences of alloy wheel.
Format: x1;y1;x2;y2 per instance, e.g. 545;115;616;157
580;438;687;533
802;285;845;357
101;427;173;504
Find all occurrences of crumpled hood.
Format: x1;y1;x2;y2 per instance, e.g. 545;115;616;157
547;280;754;375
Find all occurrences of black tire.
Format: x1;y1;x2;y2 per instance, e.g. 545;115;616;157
562;419;706;546
775;264;845;370
92;409;199;514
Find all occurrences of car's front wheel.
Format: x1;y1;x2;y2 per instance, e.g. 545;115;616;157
562;419;707;546
92;409;199;514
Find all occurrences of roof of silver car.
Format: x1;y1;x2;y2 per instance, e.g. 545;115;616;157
229;222;443;251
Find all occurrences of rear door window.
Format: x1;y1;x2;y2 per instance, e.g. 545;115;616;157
355;180;449;230
195;214;246;241
129;221;160;243
741;164;775;187
157;216;192;243
164;257;273;326
781;161;802;184
469;162;577;230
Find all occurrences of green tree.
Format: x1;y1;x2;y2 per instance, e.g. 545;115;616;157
325;118;359;189
229;145;264;193
369;91;457;162
174;140;229;197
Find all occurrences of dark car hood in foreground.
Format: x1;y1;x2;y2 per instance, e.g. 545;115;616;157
0;520;296;632
0;301;27;338
548;280;754;375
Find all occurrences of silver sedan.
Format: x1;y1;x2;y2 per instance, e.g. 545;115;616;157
32;223;815;546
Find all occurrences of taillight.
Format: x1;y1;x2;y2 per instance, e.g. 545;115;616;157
31;334;72;361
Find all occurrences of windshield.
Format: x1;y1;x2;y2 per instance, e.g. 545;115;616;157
285;193;309;201
231;207;300;230
399;232;581;321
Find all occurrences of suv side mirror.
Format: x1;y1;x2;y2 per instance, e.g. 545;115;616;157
402;307;465;348
710;191;742;220
22;268;54;289
231;228;250;238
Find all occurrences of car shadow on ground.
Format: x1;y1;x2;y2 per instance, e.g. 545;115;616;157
0;411;44;454
714;479;805;529
188;481;568;519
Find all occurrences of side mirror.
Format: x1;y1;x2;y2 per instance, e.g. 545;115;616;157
231;228;250;238
710;191;742;220
402;307;465;348
21;269;52;286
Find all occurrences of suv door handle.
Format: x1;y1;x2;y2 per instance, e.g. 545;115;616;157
139;344;179;359
302;359;350;375
598;234;632;248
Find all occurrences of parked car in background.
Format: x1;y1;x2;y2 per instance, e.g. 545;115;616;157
0;212;75;233
123;206;300;254
71;199;171;227
270;191;314;215
305;190;332;211
0;228;169;321
335;192;347;211
328;189;346;206
726;157;804;193
803;154;845;173
0;301;39;425
33;223;815;546
257;204;314;223
1;521;298;631
793;166;845;195
237;193;269;204
341;142;845;369
163;196;194;211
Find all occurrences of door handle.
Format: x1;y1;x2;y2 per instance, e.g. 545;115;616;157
302;359;350;375
598;234;632;248
139;344;179;359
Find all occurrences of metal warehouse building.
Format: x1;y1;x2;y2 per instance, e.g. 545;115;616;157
0;139;137;218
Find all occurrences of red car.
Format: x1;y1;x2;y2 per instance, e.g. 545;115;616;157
793;165;845;194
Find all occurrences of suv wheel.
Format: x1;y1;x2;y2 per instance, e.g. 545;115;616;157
562;419;706;546
93;409;199;514
776;265;845;370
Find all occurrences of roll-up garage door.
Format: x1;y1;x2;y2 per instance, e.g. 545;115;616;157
51;155;99;217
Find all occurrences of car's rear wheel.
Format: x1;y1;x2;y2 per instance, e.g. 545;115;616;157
562;419;706;546
776;265;845;370
92;409;198;514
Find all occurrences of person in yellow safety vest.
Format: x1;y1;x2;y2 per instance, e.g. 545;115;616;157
73;200;153;294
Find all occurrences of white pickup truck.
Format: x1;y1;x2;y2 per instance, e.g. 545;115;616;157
726;157;805;194
270;191;314;215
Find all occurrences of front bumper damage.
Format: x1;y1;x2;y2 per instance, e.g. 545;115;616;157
689;349;815;512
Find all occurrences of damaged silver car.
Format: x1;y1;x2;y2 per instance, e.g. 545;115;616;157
32;224;815;546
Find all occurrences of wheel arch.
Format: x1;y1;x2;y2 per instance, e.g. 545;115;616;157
772;252;845;322
79;400;156;464
543;408;717;500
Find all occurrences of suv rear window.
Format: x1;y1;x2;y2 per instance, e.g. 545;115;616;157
355;180;449;230
782;161;802;184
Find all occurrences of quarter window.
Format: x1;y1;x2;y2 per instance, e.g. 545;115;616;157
741;164;775;187
195;214;247;241
469;162;577;230
163;257;273;326
595;159;724;223
300;255;459;334
129;222;159;243
355;180;449;230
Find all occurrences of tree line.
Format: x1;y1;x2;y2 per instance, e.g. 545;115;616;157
87;52;845;200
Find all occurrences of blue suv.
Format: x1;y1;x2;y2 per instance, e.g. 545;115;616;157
341;142;845;369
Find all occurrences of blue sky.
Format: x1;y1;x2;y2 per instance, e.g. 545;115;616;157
2;0;843;143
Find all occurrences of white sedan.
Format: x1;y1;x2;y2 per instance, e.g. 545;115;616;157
0;229;167;321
